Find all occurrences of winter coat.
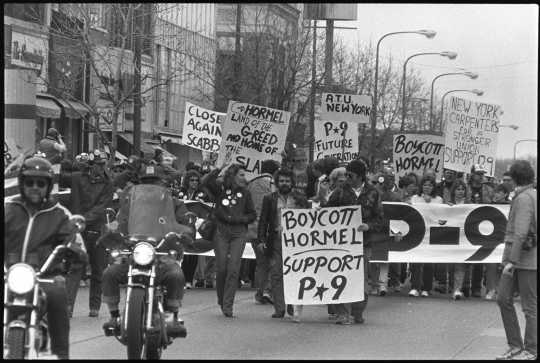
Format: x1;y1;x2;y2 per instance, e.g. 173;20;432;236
246;173;274;240
214;185;256;227
502;184;537;270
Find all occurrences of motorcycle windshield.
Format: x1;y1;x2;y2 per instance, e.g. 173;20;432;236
127;184;192;241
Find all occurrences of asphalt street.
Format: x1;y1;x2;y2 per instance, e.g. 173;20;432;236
68;284;523;360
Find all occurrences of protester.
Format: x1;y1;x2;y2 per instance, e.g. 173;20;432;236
38;127;67;165
502;171;516;201
60;150;114;317
399;172;419;203
495;160;537;360
446;179;470;300
327;159;385;324
438;169;457;202
213;164;257;317
248;159;280;304
408;175;443;297
258;168;310;321
468;167;497;298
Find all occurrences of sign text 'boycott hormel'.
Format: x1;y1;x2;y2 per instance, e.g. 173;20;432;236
182;102;225;152
444;96;501;177
217;101;290;180
393;133;444;180
320;92;372;123
281;206;364;305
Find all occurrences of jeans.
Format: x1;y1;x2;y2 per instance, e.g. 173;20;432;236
194;256;215;284
182;255;198;284
42;279;70;359
83;229;107;310
214;223;247;314
65;260;85;311
253;242;271;297
269;247;286;314
335;248;371;320
410;263;434;291
102;260;185;311
497;269;537;355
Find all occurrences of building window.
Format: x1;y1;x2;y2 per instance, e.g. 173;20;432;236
88;4;108;30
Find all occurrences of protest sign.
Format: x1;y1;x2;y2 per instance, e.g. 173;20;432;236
443;96;501;176
314;120;359;162
182;102;225;152
393;133;444;179
320;92;372;123
217;101;290;179
281;206;364;305
370;202;510;263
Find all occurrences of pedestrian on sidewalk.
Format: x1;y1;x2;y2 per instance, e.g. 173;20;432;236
213;164;257;317
495;160;537;361
258;168;309;321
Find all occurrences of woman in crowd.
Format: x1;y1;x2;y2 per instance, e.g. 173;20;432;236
213;164;256;317
408;175;443;297
399;172;419;203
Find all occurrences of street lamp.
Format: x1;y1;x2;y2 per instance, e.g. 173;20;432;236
429;71;478;130
513;139;537;160
439;89;483;132
401;51;457;130
500;124;519;130
370;29;436;169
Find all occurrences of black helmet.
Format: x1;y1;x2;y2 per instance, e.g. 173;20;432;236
18;156;54;199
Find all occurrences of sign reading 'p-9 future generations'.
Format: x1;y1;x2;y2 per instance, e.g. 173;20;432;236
320;92;372;123
280;206;364;305
217;101;290;180
444;96;501;177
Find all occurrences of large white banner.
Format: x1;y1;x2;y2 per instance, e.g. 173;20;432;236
373;202;510;263
393;133;444;180
217;101;290;180
320;92;372;123
314;120;359;162
182;102;224;152
281;206;364;305
443;96;502;177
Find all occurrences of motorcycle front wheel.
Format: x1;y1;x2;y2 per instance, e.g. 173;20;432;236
126;288;146;360
6;327;26;359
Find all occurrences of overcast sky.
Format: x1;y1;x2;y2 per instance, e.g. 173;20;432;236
333;3;538;158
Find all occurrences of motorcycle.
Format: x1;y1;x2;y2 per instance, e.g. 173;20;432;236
3;214;86;360
100;211;191;360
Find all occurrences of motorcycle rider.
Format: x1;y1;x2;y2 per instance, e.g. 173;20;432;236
101;165;189;338
4;156;87;359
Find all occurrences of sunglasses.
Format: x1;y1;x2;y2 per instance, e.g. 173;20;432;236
24;179;48;188
189;178;199;182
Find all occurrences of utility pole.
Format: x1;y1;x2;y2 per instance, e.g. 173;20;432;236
324;19;334;87
309;19;317;163
133;4;142;155
233;3;242;100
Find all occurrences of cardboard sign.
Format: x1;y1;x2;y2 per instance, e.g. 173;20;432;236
443;96;501;177
371;202;510;263
182;102;224;152
281;206;364;305
393;134;444;179
314;120;359;162
217;101;290;180
320;93;372;123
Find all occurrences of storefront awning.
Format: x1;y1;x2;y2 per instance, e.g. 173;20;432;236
36;95;62;119
159;133;182;144
103;145;128;160
117;133;156;155
55;98;90;119
147;144;177;160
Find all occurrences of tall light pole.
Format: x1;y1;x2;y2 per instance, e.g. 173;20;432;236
429;71;478;131
500;124;519;130
401;51;457;131
371;29;436;170
439;89;483;132
513;139;537;160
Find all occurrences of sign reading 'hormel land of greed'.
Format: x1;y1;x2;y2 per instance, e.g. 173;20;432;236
444;96;501;177
281;206;364;305
217;101;290;180
182;102;225;152
320;93;372;123
393;133;445;179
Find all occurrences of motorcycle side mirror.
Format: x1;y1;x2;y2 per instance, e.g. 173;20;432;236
70;214;86;233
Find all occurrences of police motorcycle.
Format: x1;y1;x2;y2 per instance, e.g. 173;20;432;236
3;214;86;360
101;207;197;360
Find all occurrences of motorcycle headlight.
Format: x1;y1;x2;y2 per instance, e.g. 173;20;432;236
7;263;36;295
133;242;155;266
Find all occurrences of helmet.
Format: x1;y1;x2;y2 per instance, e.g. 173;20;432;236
139;165;162;183
18;156;54;200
